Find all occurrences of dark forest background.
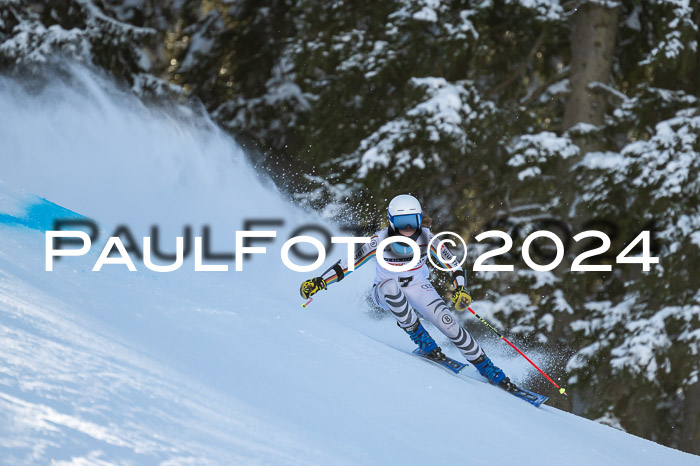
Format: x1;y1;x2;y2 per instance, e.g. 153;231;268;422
2;0;699;454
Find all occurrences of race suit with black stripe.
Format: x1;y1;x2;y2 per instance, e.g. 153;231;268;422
319;227;485;362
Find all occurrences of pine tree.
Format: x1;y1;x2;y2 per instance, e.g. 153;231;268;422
1;0;698;454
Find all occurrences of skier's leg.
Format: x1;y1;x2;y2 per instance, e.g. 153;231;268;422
404;281;510;385
372;278;418;328
403;281;484;361
373;279;439;355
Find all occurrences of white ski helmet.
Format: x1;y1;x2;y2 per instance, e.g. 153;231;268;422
387;194;423;231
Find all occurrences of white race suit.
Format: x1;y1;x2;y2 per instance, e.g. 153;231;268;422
320;227;485;362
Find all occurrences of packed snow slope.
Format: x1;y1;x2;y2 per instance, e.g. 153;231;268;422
1;68;698;466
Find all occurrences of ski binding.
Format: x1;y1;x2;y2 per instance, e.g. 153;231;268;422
412;348;467;374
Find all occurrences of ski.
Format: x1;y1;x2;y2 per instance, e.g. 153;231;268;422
501;382;549;407
413;348;549;407
412;348;467;374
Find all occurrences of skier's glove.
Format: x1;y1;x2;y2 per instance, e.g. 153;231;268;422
300;277;327;299
452;286;472;312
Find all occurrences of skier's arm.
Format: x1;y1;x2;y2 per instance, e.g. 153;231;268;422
428;234;466;288
299;235;377;298
319;235;378;286
428;233;472;311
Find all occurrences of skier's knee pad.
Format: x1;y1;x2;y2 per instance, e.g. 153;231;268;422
377;278;401;299
425;299;460;339
435;309;461;339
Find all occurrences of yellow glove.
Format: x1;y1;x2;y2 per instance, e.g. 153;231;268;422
452;286;472;312
300;277;327;299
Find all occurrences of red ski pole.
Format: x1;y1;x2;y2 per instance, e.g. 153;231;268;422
301;297;314;308
467;306;567;396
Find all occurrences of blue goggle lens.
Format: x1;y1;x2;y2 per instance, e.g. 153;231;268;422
392;213;422;230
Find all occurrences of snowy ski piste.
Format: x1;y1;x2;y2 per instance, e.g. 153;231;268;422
1;68;698;465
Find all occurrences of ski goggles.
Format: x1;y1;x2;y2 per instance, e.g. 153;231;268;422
391;213;422;230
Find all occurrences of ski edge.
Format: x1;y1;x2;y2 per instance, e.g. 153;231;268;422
412;348;549;407
505;385;549;407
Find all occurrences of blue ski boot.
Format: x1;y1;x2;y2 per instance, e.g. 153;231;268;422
472;353;509;386
402;321;444;360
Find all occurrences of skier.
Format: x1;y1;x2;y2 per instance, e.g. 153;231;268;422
299;194;515;389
